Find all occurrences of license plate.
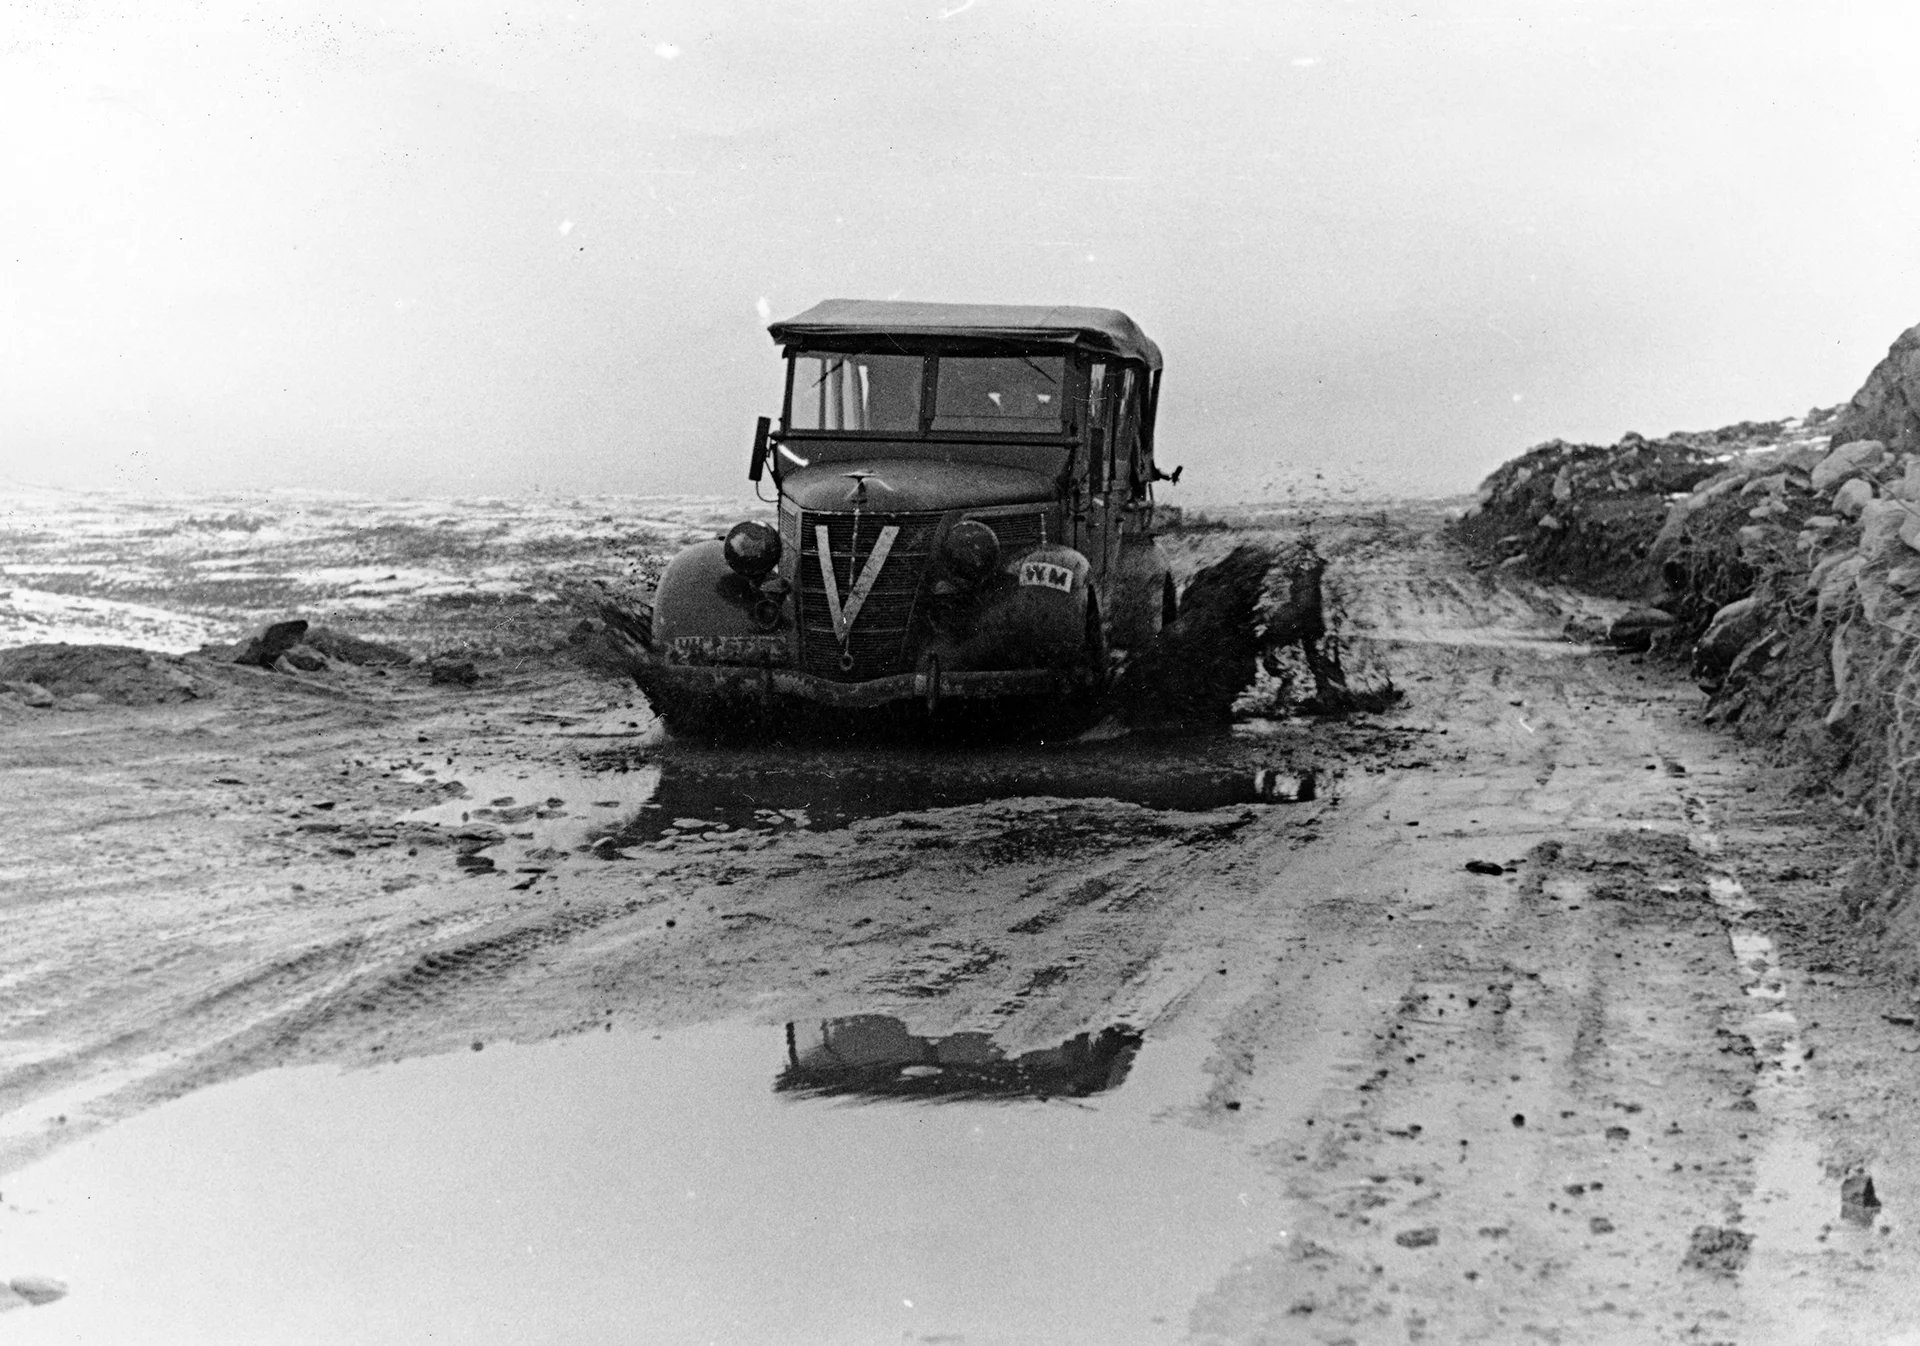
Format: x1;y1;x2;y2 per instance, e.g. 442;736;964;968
1018;560;1074;593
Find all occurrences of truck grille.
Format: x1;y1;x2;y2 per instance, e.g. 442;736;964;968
797;510;942;680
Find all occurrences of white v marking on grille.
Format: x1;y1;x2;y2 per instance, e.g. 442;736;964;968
814;523;900;644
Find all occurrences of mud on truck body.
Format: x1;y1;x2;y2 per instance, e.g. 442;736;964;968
634;300;1179;733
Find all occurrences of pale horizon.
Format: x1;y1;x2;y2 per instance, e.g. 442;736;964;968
5;0;1917;507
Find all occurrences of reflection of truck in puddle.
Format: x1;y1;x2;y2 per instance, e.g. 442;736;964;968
777;1015;1142;1101
627;301;1180;735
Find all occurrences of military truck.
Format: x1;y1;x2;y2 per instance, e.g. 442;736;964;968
631;300;1179;733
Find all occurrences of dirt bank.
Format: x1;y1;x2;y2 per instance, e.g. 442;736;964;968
1460;321;1920;991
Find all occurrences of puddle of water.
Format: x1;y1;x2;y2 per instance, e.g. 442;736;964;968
601;754;1311;850
0;1019;1284;1346
399;748;1312;858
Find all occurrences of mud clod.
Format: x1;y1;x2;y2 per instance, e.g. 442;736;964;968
1682;1225;1753;1276
1842;1171;1883;1226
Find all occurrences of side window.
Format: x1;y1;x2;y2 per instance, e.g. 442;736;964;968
1084;362;1109;491
1114;368;1140;498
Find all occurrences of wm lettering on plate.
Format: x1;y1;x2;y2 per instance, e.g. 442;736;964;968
1019;560;1074;593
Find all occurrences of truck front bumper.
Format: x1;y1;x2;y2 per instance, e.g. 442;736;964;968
636;661;1069;710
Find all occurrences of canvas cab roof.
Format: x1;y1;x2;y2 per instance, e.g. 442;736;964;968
768;299;1162;371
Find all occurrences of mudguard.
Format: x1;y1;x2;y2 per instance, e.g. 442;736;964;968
1107;534;1173;650
932;543;1094;672
649;541;794;667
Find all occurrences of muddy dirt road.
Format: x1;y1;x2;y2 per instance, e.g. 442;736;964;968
6;504;1920;1343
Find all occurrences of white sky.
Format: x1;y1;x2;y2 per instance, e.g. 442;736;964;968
3;0;1918;502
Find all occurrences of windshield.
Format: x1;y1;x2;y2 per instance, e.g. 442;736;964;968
788;355;924;432
932;356;1064;432
785;353;1068;435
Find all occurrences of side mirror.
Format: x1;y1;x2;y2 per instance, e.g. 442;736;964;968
748;416;771;482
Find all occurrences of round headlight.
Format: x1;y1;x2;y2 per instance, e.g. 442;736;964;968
724;521;782;578
943;520;1000;585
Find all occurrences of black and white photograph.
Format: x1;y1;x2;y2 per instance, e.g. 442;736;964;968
5;1;1920;1341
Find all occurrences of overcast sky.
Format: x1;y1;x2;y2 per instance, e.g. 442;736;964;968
4;0;1918;503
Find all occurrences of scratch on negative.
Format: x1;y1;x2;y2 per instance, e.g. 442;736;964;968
939;0;977;16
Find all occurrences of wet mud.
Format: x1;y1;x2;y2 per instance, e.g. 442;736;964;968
10;496;1920;1343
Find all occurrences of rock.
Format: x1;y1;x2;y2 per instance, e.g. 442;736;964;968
1888;563;1920;594
1816;556;1865;620
1739;472;1790;498
1537;513;1561;531
280;646;329;673
1811;439;1888;492
1695;596;1767;674
1736;524;1789;562
1827;630;1858;725
1859;498;1920;565
1828;323;1920;452
1832;477;1876;518
1902;510;1920;556
1887;457;1920;503
1394;1227;1440;1248
1551;465;1573;502
8;1275;68;1307
1780;442;1829;470
1606;607;1675;651
1465;860;1506;876
1841;1171;1882;1226
58;692;104;710
429;660;480;686
234;619;309;668
305;627;414;666
1682;1224;1753;1276
0;680;54;708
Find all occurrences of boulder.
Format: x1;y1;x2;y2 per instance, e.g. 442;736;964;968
1827;629;1857;725
1816;556;1866;620
1828;322;1920;453
1607;607;1676;651
1696;596;1768;674
1739;472;1790;498
0;680;55;708
234;619;309;668
429;659;480;687
1860;498;1920;565
1811;439;1888;493
305;627;414;667
1887;456;1920;503
1833;477;1876;518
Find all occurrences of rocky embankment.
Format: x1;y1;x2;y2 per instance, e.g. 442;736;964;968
1460;322;1920;977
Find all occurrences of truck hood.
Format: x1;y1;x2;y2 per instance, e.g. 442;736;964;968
781;459;1055;513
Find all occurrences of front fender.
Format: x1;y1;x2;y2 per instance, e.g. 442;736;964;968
650;541;794;666
933;544;1093;670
